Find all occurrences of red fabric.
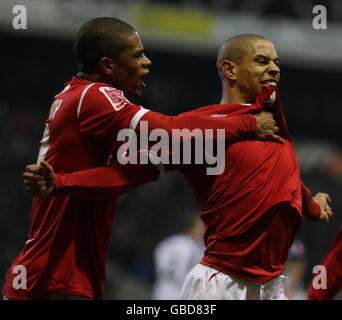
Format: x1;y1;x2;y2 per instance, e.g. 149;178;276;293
139;110;256;141
3;77;258;300
307;226;342;300
53;163;159;200
178;86;303;282
301;181;321;220
44;86;313;284
2;77;144;300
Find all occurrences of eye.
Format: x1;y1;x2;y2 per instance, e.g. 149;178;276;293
255;58;268;65
135;51;144;58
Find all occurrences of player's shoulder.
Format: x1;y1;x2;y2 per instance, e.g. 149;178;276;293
180;104;224;116
187;102;254;118
76;82;134;111
196;104;222;112
87;82;132;111
86;82;121;98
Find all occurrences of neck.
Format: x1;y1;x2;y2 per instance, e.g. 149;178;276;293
76;72;100;83
220;86;254;105
220;90;247;105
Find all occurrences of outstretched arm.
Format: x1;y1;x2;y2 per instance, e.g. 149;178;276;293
139;110;285;144
301;180;333;223
24;159;160;200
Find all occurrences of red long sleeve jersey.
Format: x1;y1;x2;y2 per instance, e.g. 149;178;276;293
180;103;301;283
3;77;257;300
181;87;319;282
45;86;321;284
3;77;148;300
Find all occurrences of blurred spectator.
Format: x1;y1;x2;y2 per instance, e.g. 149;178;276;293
152;213;204;299
284;238;308;300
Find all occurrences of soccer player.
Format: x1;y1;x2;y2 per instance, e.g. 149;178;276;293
178;35;333;300
2;18;281;300
23;35;333;300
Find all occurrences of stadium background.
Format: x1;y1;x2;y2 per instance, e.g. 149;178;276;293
0;0;341;299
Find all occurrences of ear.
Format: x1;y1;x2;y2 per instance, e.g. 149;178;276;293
220;60;237;81
98;57;117;76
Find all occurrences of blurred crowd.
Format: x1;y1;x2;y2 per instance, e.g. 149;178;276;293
1;32;341;299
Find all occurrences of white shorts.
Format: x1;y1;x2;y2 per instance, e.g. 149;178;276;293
181;264;288;300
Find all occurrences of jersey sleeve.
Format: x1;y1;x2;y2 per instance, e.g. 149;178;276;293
53;161;160;199
301;180;321;220
78;84;256;142
137;110;257;141
77;85;150;139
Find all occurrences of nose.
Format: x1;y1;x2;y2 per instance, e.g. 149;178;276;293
268;61;280;78
143;54;152;67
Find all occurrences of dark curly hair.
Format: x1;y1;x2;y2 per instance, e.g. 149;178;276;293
73;17;136;73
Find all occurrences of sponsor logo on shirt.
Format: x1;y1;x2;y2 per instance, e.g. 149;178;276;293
99;86;130;111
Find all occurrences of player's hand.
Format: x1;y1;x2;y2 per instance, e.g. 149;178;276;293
23;160;55;197
313;192;333;224
254;111;285;144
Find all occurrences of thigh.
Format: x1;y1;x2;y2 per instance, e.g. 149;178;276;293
222;275;261;300
181;264;261;300
181;264;207;300
261;275;288;300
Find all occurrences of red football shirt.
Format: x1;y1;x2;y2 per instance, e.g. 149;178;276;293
179;107;302;282
2;77;152;299
3;77;257;300
41;86;321;285
177;86;319;282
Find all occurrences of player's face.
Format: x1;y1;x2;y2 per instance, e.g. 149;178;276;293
114;32;151;98
235;39;280;103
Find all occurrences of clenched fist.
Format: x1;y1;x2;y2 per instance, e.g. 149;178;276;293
254;111;285;144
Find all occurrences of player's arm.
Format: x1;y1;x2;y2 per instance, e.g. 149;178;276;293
24;159;160;200
301;180;333;223
134;85;284;144
78;85;284;144
137;110;285;144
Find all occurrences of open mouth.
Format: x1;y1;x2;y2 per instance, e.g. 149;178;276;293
139;71;149;88
261;80;277;86
139;80;146;89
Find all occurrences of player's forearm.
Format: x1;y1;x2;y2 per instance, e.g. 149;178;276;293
53;164;159;199
140;111;256;141
301;180;321;220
